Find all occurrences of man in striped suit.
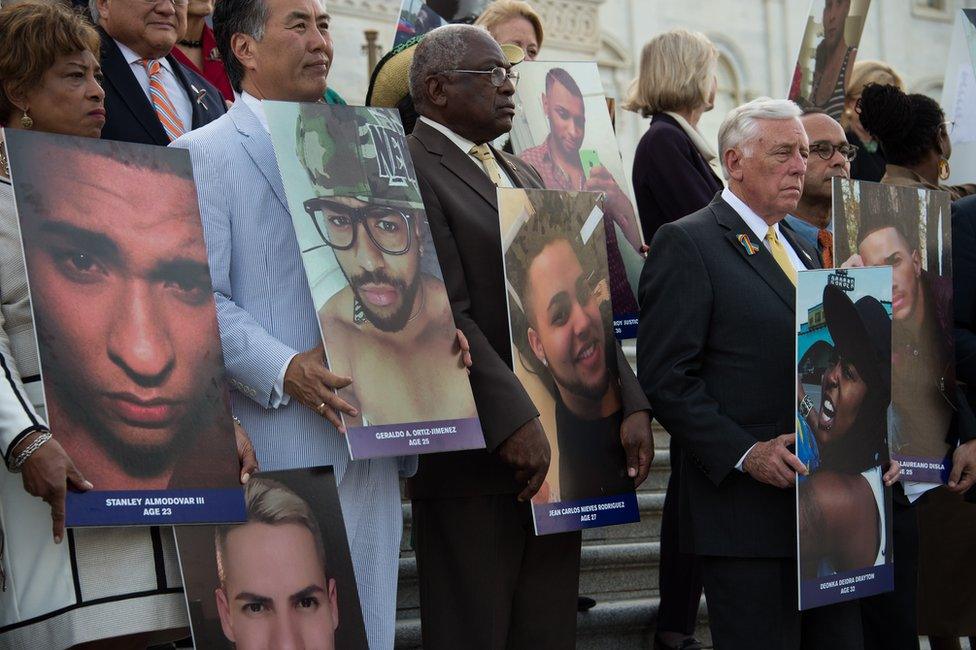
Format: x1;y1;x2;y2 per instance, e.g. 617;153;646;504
171;0;406;647
90;0;226;145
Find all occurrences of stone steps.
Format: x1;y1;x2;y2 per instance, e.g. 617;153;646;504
394;596;712;649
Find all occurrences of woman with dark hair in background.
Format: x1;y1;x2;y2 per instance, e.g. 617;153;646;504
842;60;904;182
857;82;976;200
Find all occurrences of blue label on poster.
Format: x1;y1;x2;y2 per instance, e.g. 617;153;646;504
800;564;894;610
348;416;485;460
891;453;951;484
67;488;246;527
532;492;639;535
613;312;638;340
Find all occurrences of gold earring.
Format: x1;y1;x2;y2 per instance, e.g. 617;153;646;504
20;110;33;129
939;158;950;181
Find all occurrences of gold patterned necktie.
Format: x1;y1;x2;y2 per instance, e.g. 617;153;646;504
469;143;503;186
766;225;797;286
140;59;186;141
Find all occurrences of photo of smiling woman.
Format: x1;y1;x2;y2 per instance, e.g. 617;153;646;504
500;187;639;535
6;131;244;526
794;267;895;609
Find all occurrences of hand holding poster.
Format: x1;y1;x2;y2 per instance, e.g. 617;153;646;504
266;102;484;459
788;0;871;119
498;188;639;535
176;467;368;649
833;179;954;487
5;131;245;527
795;267;894;609
509;62;645;339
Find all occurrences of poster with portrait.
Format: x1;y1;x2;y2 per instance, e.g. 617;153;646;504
266;102;484;460
833;179;954;486
788;0;871;120
498;187;639;536
392;0;491;47
795;267;895;610
175;467;368;650
940;10;976;184
509;61;645;340
5;131;245;527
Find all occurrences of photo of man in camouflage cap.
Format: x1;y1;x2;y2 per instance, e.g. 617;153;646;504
269;103;479;449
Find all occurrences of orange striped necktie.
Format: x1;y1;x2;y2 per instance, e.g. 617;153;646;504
818;229;834;268
140;59;186;141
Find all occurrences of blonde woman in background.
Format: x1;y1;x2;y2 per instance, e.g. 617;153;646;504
474;0;543;60
624;28;721;650
843;60;904;182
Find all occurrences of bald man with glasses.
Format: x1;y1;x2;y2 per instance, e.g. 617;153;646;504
783;108;857;268
89;0;225;145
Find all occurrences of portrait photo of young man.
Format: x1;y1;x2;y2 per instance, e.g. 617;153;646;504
7;132;240;502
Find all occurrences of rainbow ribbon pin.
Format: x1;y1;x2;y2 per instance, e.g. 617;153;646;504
737;233;760;256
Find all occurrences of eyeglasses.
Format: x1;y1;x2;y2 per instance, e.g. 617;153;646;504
809;142;859;161
942;120;955;135
443;66;519;88
304;198;413;255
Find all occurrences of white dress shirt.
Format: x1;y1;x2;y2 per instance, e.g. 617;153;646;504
241;92;292;408
721;187;805;471
115;40;193;134
418;116;514;188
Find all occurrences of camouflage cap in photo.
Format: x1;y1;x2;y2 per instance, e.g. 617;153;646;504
295;105;425;211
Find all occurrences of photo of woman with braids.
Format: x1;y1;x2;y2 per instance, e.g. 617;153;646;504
500;189;634;515
794;269;895;608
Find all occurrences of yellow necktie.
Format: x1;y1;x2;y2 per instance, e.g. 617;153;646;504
765;225;797;286
469;143;503;186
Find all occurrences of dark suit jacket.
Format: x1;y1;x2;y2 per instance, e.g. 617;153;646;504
408;119;650;498
98;29;226;145
953;195;976;421
637;193;820;558
632;113;724;244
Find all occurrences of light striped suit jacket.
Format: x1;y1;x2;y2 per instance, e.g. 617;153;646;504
170;101;350;476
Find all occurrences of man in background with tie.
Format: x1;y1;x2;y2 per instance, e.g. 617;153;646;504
638;98;865;648
405;24;653;648
783;107;857;268
90;0;225;145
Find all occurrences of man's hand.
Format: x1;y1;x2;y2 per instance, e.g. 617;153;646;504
883;459;902;487
283;344;358;432
19;433;91;544
948;439;976;494
497;418;551;502
455;328;472;372
584;166;642;252
620;411;653;487
233;419;259;484
841;253;864;269
742;433;808;489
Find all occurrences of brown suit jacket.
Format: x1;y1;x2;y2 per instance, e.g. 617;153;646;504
408;119;650;498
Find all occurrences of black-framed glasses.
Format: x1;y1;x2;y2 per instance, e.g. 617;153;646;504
809;142;859;161
444;66;519;87
303;198;413;255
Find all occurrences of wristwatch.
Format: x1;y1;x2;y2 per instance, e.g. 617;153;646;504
798;394;814;418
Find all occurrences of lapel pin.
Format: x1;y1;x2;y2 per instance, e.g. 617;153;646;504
190;84;209;111
737;233;759;256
